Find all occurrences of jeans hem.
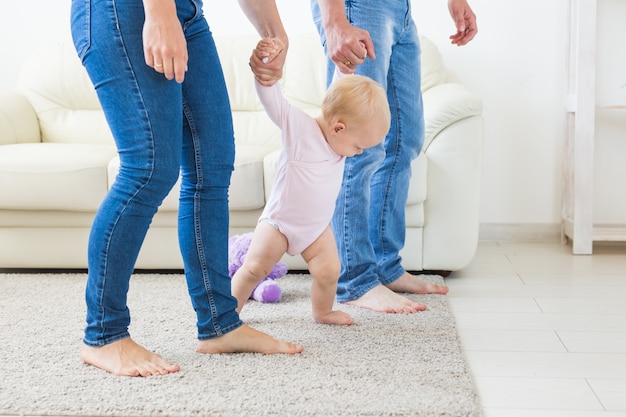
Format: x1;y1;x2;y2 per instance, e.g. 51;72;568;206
378;266;405;286
336;280;381;303
197;319;244;341
83;331;131;347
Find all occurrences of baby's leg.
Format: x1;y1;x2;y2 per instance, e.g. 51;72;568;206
302;226;353;325
231;222;288;313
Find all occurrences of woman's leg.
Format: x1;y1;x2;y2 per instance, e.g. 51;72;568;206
176;9;241;340
72;0;184;375
178;6;302;355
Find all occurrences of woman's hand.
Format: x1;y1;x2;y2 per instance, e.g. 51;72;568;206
143;0;188;83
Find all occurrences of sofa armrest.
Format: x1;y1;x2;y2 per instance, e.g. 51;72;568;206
420;115;483;271
420;83;483;271
0;92;41;146
422;82;482;151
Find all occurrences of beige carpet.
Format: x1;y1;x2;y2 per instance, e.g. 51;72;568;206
0;272;482;417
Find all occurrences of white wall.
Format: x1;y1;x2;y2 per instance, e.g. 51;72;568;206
2;0;625;236
417;0;570;228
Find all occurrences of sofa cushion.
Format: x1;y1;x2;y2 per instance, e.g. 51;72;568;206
0;143;115;210
231;146;267;210
5;33;445;216
17;41;114;146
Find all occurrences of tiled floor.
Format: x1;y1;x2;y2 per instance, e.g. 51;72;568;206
447;241;626;417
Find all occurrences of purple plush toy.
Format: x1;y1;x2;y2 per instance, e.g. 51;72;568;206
228;232;287;303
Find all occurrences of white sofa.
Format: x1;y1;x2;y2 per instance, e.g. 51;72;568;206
0;34;483;273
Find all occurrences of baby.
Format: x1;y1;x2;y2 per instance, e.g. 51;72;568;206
231;38;391;325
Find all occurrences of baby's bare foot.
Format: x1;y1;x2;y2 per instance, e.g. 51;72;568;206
385;271;449;295
314;310;353;325
196;324;303;355
80;337;180;377
343;285;427;313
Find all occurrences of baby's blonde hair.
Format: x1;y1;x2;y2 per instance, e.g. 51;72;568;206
321;75;391;131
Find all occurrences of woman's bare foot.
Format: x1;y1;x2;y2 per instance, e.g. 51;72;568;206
314;310;353;325
80;337;180;377
385;271;449;295
196;324;304;354
343;285;427;313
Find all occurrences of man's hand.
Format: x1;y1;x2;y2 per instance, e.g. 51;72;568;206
324;21;374;74
448;0;478;46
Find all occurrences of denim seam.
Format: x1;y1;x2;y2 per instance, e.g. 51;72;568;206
378;62;402;277
83;330;130;347
336;279;379;303
198;319;243;341
183;100;223;336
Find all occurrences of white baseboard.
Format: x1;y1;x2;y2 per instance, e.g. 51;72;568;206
479;223;562;242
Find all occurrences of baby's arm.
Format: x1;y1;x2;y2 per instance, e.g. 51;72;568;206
252;41;291;132
254;77;288;129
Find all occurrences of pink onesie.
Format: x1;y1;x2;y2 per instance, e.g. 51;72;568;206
255;80;345;256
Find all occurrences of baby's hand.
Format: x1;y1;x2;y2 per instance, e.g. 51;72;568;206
250;37;287;86
255;38;284;64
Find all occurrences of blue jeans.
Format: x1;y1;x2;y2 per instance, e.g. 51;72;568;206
311;0;424;302
71;0;242;346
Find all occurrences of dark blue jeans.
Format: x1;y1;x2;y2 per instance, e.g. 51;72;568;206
71;0;242;346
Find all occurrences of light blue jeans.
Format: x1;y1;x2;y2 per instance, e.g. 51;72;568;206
71;0;242;346
311;0;424;302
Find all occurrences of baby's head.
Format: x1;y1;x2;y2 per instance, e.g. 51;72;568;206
321;75;391;157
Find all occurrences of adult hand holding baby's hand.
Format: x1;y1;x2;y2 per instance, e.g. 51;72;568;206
256;38;283;63
250;37;287;86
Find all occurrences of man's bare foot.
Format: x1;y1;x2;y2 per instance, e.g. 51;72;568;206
385;271;449;295
314;310;353;325
196;324;304;354
343;285;427;313
80;337;180;377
